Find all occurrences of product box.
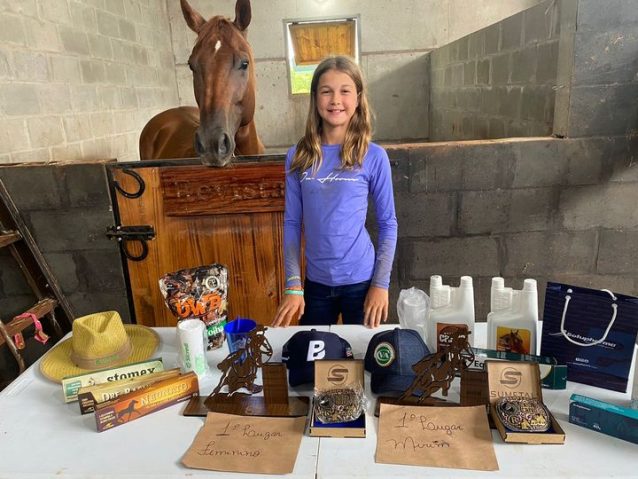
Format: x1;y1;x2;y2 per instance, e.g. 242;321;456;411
77;368;181;414
471;347;567;389
94;371;199;432
61;357;164;403
308;360;366;438
569;394;638;445
486;360;565;444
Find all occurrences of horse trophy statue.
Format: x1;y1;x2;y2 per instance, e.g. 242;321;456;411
139;0;264;166
207;324;273;399
398;326;475;405
179;324;309;417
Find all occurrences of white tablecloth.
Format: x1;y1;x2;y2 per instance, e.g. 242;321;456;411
0;323;636;478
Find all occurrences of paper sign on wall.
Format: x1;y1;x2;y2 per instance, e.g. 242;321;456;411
182;412;306;475
376;404;499;471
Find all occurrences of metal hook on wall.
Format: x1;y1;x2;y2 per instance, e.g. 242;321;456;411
113;168;146;199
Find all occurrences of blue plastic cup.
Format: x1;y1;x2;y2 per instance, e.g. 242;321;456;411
224;318;257;358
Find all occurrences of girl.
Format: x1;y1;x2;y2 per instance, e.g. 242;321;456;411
272;56;397;328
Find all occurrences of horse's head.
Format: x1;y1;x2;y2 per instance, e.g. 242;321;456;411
181;0;256;167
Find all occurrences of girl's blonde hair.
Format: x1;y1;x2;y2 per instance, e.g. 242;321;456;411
290;55;372;173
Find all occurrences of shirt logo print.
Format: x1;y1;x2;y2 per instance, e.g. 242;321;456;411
300;171;359;184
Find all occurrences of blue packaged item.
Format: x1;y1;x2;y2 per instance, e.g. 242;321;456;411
569;394;638;445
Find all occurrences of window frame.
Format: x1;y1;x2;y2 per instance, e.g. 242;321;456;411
283;15;361;96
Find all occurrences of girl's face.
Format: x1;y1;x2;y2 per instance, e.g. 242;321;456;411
315;69;359;135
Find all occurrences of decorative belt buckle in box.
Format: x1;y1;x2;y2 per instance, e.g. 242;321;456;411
314;387;365;424
495;397;551;433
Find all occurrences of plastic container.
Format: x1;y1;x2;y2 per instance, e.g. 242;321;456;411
487;277;539;355
424;275;475;353
397;287;430;340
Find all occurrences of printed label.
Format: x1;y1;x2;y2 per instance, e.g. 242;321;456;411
496;326;532;354
436;323;469;351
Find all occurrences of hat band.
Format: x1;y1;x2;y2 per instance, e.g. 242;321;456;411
70;338;133;370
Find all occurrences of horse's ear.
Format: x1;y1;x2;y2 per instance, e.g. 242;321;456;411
180;0;206;33
233;0;252;31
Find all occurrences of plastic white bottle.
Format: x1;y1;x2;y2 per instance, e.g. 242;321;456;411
425;275;475;353
487;277;539;355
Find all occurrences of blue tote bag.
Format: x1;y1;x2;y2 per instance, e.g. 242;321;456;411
540;282;638;392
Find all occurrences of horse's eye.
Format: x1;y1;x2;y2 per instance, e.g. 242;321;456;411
239;59;249;70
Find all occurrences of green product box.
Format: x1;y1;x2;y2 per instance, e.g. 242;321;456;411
569;394;638;445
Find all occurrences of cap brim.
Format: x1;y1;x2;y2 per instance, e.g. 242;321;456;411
39;325;160;383
370;372;416;395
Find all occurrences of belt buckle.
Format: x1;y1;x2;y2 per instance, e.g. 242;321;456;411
314;387;365;424
495;397;551;433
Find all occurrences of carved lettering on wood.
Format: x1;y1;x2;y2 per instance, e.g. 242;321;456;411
161;162;285;216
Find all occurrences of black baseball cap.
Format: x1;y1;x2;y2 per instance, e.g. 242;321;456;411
282;329;353;386
364;328;430;394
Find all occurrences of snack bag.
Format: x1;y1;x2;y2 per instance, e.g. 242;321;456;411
159;264;228;349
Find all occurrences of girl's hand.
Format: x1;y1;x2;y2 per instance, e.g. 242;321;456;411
364;286;389;328
272;294;305;327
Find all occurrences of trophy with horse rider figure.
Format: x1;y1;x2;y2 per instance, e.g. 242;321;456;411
208;324;272;398
399;326;475;405
183;324;309;417
374;325;475;414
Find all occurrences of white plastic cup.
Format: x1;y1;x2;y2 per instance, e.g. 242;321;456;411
176;319;209;379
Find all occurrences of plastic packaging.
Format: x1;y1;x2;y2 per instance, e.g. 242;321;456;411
487;277;539;355
425;275;475;353
397;287;430;340
159;264;228;350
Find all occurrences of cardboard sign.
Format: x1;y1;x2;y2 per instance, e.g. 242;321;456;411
376;404;498;471
182;412;306;475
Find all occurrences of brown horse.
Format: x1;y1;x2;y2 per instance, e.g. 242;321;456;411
139;0;263;166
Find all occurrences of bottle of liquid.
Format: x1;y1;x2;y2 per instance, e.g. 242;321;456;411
425;275;475;353
487;277;539;355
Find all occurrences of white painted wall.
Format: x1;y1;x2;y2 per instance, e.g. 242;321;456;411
0;0;178;164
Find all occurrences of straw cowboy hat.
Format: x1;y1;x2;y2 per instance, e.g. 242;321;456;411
40;311;159;383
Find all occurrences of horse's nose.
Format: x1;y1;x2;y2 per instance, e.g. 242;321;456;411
217;132;231;157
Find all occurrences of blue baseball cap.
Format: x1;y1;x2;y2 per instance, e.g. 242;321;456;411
364;328;430;394
282;329;353;386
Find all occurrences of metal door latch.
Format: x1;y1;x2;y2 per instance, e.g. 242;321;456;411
106;225;155;261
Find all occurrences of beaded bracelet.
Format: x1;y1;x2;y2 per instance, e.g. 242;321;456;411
284;289;304;296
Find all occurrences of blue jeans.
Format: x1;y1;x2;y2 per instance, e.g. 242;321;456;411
299;279;371;326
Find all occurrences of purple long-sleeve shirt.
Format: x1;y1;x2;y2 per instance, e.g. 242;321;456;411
284;142;398;289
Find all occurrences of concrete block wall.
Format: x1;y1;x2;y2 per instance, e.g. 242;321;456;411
555;0;638;137
0;162;130;323
385;136;638;322
430;0;560;141
0;1;178;165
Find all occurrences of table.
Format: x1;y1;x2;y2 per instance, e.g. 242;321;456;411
0;324;636;478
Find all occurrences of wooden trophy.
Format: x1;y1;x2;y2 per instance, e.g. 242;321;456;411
375;326;475;416
183;325;308;417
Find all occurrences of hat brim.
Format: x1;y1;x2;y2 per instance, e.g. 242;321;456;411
39;325;160;383
370;372;416;395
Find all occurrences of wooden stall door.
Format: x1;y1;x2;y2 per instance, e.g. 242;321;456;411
110;161;287;327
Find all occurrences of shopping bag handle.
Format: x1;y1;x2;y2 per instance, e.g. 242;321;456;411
560;288;618;347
